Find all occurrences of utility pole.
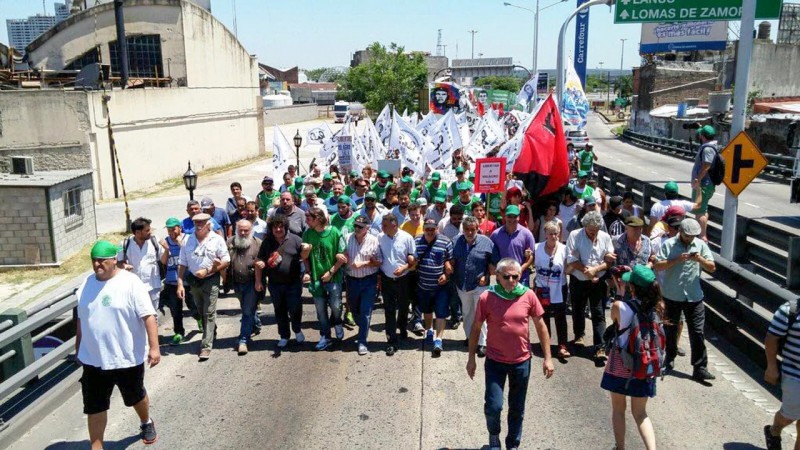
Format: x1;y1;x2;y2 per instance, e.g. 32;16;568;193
620;38;627;71
232;0;238;38
468;29;478;59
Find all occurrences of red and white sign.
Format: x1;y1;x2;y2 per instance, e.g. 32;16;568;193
474;157;507;193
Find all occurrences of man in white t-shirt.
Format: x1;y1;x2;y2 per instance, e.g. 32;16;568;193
117;217;163;319
76;240;160;449
647;181;699;236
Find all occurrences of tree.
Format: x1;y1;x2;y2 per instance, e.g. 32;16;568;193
304;67;327;82
474;75;523;92
337;42;428;113
304;67;347;83
615;75;633;99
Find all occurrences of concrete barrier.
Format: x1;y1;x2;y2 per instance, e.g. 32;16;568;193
263;104;319;126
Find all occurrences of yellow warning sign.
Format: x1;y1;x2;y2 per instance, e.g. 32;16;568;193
720;131;768;197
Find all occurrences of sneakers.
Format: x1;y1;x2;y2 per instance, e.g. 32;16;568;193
692;367;716;381
335;325;344;340
344;312;356;327
316;336;332;351
237;343;248;355
277;338;288;349
595;347;607;361
425;329;434;345
677;346;687;357
198;348;211;361
196;318;204;333
413;322;425;335
489;434;501;450
385;344;396;356
295;331;306;343
170;334;183;346
140;419;157;445
574;336;585;347
449;318;462;330
764;424;782;450
432;339;443;357
477;345;487;358
558;344;572;359
358;343;368;356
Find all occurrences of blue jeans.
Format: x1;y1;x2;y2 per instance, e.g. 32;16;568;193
313;282;342;339
484;358;531;449
417;285;450;319
268;282;303;340
233;281;259;344
347;274;378;344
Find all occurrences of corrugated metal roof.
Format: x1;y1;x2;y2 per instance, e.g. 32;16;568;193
0;170;93;187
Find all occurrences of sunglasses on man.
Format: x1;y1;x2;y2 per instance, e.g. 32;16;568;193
501;274;520;280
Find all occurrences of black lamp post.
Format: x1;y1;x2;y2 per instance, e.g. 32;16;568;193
183;161;197;200
293;129;302;173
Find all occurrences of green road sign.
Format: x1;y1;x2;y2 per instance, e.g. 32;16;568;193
614;0;784;24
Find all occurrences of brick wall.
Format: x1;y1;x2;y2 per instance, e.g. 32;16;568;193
636;62;717;110
0;187;53;265
48;174;96;262
0;145;91;174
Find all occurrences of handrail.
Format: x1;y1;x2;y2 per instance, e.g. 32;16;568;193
0;338;75;403
0;297;76;351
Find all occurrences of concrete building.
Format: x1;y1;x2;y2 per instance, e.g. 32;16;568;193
1;0;264;200
450;58;514;85
0;170;96;266
6;15;58;54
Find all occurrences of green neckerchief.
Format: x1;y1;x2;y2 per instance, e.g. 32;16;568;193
489;283;529;300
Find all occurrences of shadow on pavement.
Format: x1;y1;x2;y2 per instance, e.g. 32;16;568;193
45;434;140;449
722;443;764;450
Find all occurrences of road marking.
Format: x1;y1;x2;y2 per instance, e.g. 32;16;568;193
745;203;761;209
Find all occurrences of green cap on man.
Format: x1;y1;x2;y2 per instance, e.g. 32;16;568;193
90;240;121;259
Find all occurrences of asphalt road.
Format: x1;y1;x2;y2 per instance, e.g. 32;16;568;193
8;291;794;450
585;114;800;232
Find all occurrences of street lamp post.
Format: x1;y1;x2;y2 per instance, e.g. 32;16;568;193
293;129;302;172
620;38;627;71
182;161;197;200
504;0;567;75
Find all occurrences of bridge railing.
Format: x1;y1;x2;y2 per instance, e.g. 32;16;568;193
594;164;800;289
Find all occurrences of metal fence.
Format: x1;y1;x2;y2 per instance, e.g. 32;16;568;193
622;129;795;182
594;164;800;289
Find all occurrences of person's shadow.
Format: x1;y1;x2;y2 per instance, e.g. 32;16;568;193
45;435;140;449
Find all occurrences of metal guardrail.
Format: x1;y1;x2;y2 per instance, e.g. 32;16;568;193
0;289;77;403
622;129;795;182
594;164;800;289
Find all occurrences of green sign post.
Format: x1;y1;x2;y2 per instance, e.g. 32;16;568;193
614;0;783;23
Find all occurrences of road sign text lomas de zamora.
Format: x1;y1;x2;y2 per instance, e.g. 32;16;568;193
614;0;783;23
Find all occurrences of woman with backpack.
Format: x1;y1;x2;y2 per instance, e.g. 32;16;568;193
602;264;664;450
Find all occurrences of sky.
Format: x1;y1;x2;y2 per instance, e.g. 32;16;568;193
0;0;791;72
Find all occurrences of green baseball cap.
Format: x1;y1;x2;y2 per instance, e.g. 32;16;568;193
469;173;475;180
365;191;378;200
697;124;716;138
433;192;446;203
457;181;471;192
90;240;121;259
455;166;465;174
323;173;333;181
578;170;589;178
664;181;679;194
505;205;520;217
337;194;351;204
621;264;657;288
377;169;390;179
165;217;181;228
294;177;304;188
401;176;413;184
349;170;358;177
430;172;441;181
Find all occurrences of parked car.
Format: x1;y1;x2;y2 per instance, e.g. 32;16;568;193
565;129;590;149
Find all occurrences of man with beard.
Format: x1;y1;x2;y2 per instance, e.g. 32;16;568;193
317;173;336;201
391;188;412;225
331;194;357;239
269;192;307;237
360;191;387;237
255;176;279;221
227;220;263;355
371;170;394;202
424;172;448;203
241;201;267;240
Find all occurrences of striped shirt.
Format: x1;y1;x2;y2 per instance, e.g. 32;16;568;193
415;235;453;291
769;302;800;380
346;233;380;278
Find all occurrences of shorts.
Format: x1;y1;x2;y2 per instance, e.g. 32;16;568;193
691;184;715;214
780;375;800;420
601;372;657;398
418;286;450;319
81;363;146;415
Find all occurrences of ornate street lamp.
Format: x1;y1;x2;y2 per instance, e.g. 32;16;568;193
182;161;197;200
293;129;302;172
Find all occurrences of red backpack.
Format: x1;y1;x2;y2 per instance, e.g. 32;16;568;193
612;300;666;387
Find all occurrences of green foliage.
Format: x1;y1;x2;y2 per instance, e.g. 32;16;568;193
474;75;523;92
337;42;428;113
304;67;327;82
615;75;633;99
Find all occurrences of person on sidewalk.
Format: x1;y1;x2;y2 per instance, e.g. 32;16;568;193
177;213;230;361
76;240;161;449
377;214;416;356
453;215;494;358
764;297;800;450
535;221;571;359
116;217;164;322
415;218;454;357
466;257;554;450
690;125;719;242
654;217;716;382
160;218;201;346
227;219;263;355
345;215;381;355
256;215;305;349
301;207;347;351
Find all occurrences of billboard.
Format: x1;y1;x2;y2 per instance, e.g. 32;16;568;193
640;21;728;54
573;0;590;89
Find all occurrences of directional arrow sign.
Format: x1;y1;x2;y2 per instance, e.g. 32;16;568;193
614;0;783;24
720;131;768;197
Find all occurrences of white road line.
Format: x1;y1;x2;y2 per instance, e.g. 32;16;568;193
745;203;761;209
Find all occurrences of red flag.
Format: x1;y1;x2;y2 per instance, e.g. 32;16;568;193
512;95;569;199
498;103;505;117
477;102;485;117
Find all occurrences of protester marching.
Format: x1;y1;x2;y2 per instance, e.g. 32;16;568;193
80;86;735;450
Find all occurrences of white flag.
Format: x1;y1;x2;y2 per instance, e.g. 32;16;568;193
389;111;428;175
426;110;463;170
464;113;507;160
306;122;334;148
517;75;538;107
362;116;388;165
272;126;292;177
416;112;438;137
375;104;392;146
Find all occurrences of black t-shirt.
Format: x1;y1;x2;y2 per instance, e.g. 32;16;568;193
258;233;302;284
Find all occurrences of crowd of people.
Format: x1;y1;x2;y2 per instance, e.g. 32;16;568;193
77;124;800;450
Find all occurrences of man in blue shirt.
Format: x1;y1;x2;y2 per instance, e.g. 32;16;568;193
453;216;494;358
181;200;222;236
160;218;201;345
415;218;454;357
201;197;232;237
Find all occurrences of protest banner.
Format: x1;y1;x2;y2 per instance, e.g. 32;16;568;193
337;135;353;174
474;157;507;193
377;159;402;177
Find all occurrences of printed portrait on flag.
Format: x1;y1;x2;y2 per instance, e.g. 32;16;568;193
429;83;460;115
562;59;591;129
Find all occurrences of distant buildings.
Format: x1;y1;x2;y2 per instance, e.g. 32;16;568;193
6;13;59;54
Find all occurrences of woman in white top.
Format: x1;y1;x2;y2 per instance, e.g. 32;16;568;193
533;221;570;359
535;203;563;243
621;191;644;219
